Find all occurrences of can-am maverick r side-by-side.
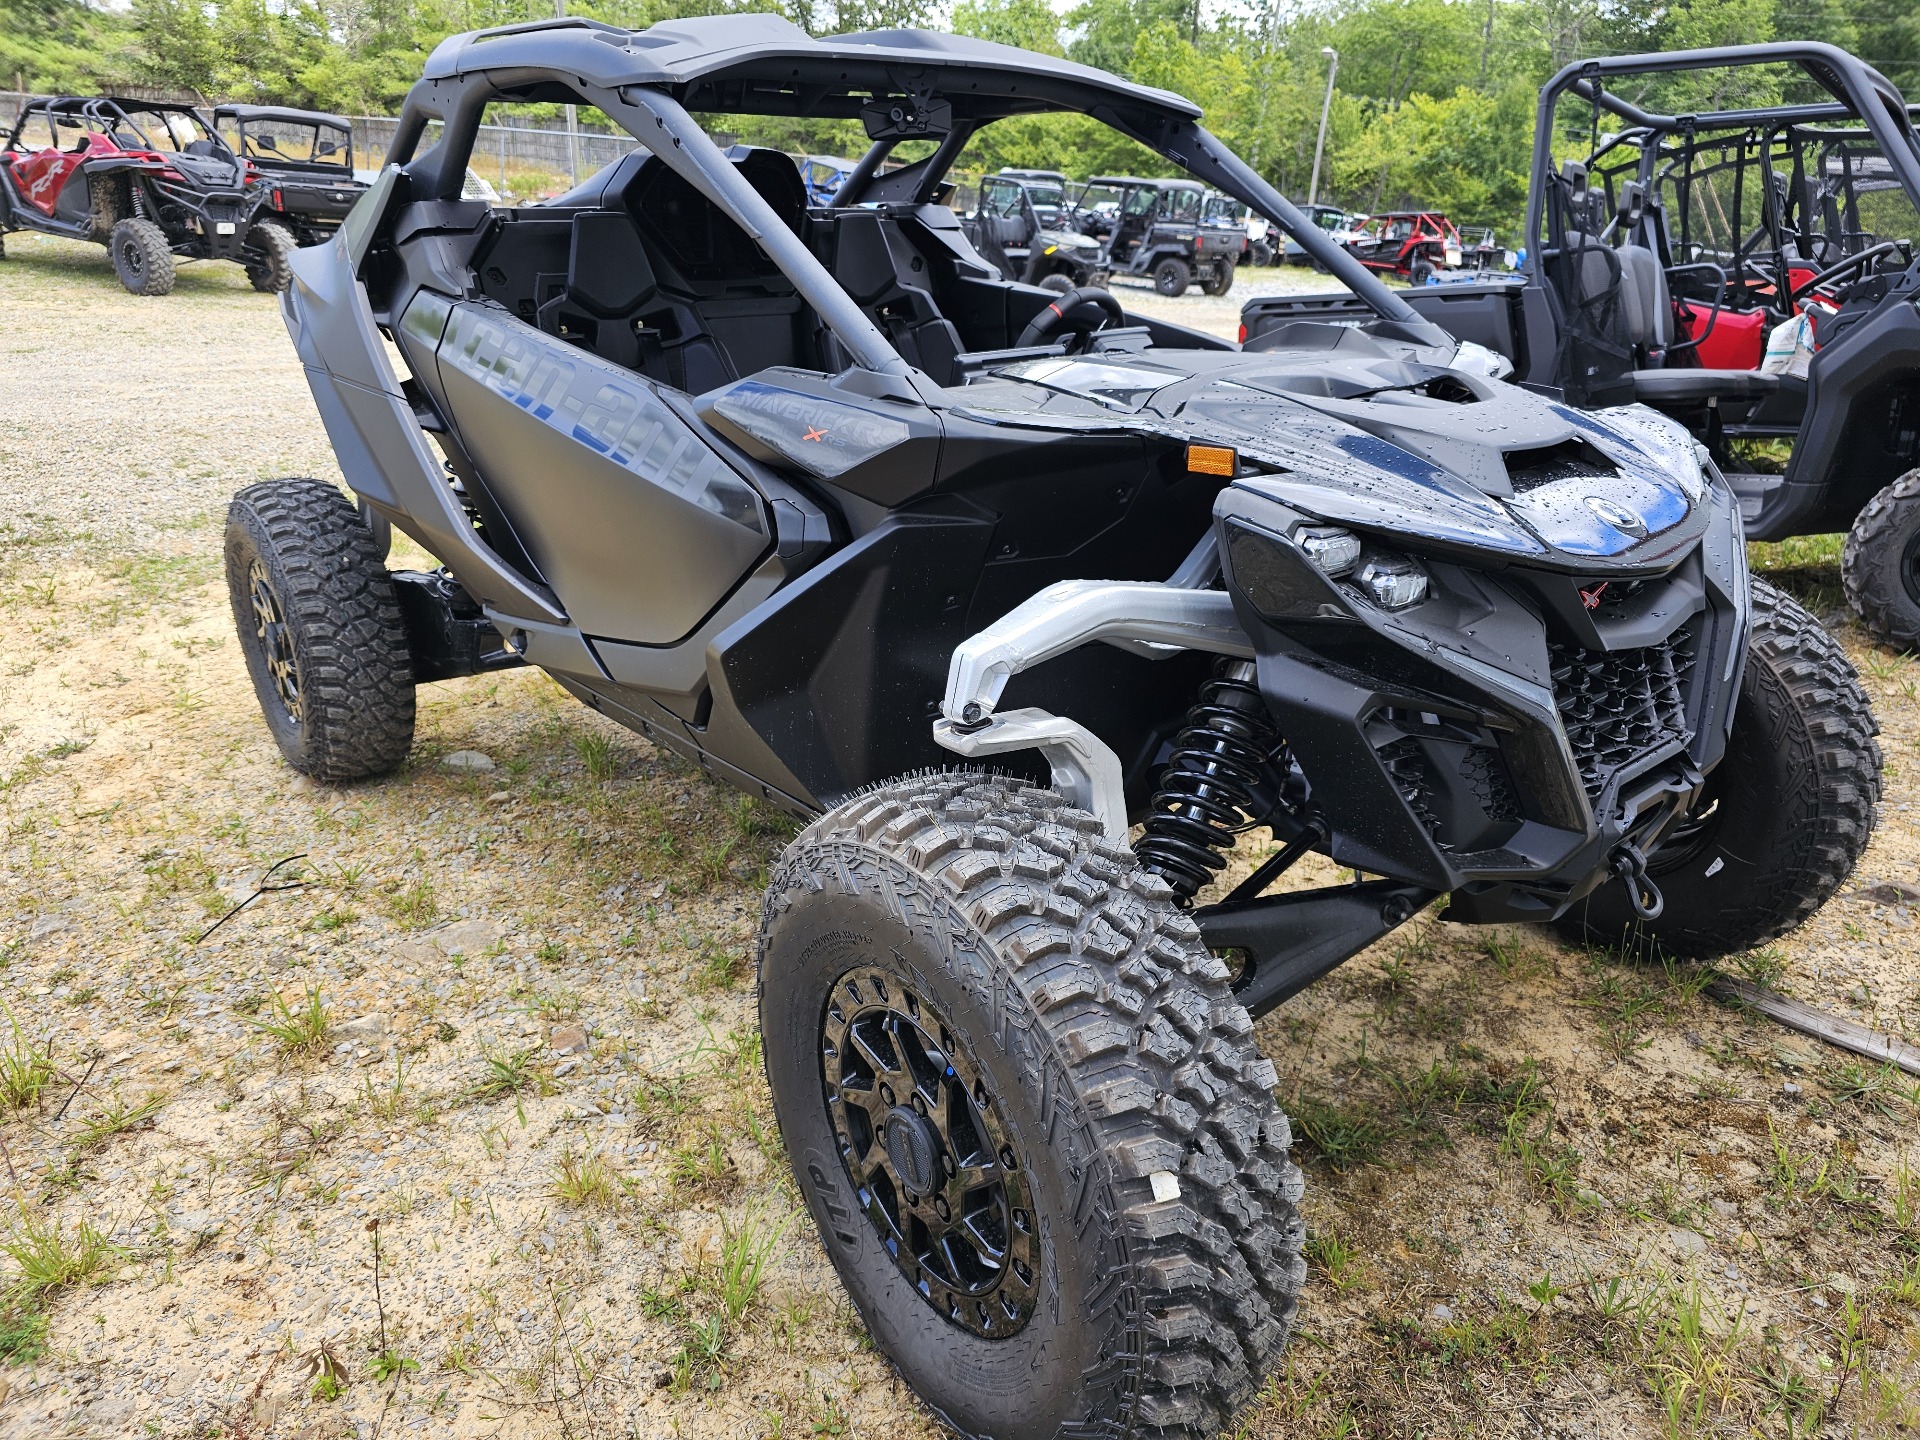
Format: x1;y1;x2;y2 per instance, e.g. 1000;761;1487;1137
0;96;295;294
228;17;1879;1438
1249;44;1920;650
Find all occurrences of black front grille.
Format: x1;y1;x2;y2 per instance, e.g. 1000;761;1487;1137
1549;628;1695;800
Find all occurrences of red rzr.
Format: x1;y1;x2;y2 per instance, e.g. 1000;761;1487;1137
0;95;294;295
1345;209;1465;284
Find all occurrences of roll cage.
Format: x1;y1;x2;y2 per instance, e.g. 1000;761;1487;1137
6;97;231;160
1527;44;1920;296
378;12;1434;374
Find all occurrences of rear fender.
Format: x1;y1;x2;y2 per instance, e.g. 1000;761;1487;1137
1771;295;1920;535
280;221;567;628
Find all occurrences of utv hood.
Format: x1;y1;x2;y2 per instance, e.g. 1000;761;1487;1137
159;151;246;191
955;334;1709;572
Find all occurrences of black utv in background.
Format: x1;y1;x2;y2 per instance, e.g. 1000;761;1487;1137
1246;43;1920;650
961;168;1108;290
1079;174;1242;295
0;95;293;293
213;104;369;249
227;17;1878;1440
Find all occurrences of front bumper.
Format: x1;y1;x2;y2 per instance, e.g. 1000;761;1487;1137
1215;478;1750;923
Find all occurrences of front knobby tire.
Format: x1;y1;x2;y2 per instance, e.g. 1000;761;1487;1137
245;219;296;293
109;218;175;296
224;478;415;781
1842;468;1920;652
1555;579;1879;958
759;773;1304;1440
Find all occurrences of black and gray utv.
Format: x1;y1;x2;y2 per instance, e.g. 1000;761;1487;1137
961;168;1109;292
1246;43;1920;650
226;17;1879;1439
1078;174;1243;295
212;104;368;250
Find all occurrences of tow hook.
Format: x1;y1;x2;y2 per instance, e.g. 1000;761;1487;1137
1608;842;1665;920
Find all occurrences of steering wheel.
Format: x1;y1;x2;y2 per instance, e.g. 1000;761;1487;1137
1789;239;1907;306
1016;286;1126;350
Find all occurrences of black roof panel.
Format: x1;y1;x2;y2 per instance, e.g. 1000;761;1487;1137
419;15;1201;124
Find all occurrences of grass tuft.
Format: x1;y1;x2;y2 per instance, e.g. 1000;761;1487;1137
1288;1095;1387;1171
711;1207;794;1324
471;1046;551;1102
250;987;331;1056
0;1209;120;1297
553;1150;619;1209
0;1008;57;1112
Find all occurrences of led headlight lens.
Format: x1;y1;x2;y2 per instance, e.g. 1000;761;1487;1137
1296;525;1361;576
1357;555;1429;610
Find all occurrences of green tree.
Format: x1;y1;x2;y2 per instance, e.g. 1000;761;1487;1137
133;0;218;95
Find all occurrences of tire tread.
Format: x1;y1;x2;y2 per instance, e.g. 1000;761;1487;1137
225;477;414;781
765;772;1303;1439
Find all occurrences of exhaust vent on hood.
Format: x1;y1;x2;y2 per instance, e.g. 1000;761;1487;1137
1503;438;1617;493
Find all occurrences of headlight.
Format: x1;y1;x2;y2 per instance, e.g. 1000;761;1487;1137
1356;555;1429;610
1296;525;1361;576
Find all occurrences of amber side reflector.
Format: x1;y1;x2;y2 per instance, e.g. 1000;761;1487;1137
1187;444;1237;477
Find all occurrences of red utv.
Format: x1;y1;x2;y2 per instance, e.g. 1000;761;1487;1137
1345;210;1464;283
0;96;292;294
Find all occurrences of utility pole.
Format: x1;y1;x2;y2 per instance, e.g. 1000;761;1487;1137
556;0;578;186
1307;46;1338;208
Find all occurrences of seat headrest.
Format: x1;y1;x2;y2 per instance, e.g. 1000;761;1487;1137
1615;180;1645;228
731;147;808;236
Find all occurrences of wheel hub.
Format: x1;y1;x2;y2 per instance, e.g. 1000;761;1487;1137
821;967;1038;1338
247;559;301;721
882;1107;942;1195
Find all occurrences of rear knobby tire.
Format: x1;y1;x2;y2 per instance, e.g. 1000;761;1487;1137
1554;579;1879;958
224;477;415;781
1203;259;1235;297
109;218;174;296
1153;256;1191;297
759;773;1304;1440
245;219;296;294
1842;467;1920;652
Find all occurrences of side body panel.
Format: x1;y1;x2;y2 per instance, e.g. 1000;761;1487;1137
431;300;773;645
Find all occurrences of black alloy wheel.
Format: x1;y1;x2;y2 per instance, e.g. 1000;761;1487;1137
248;558;301;722
224;477;416;781
822;966;1038;1337
108;218;176;296
759;772;1305;1439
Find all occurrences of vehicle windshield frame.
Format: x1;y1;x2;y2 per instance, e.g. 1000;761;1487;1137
231;115;353;168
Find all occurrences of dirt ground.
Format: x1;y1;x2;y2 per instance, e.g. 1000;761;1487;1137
0;231;1915;1440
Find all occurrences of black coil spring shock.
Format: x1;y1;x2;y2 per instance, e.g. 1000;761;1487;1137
1135;659;1287;903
